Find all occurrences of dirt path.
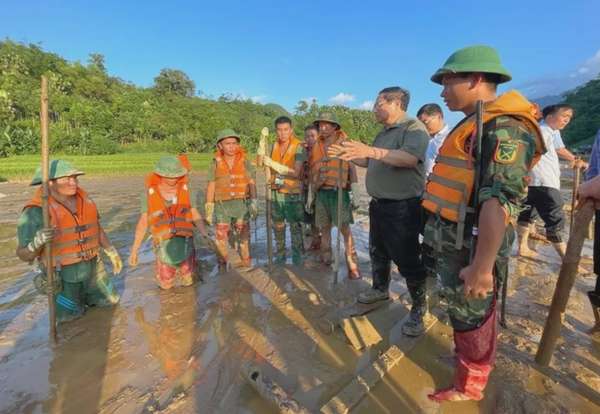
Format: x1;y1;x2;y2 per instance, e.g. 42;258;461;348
0;171;599;413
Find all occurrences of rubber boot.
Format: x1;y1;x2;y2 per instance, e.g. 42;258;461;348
402;279;427;336
215;223;230;270
517;225;535;258
320;225;332;265
290;222;304;266
274;222;287;265
234;222;251;267
429;305;497;402
588;290;600;334
308;224;321;251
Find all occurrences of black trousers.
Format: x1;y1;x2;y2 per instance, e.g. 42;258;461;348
369;197;426;304
517;186;565;243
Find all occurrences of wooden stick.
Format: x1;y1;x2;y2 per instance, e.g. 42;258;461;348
333;161;343;284
535;200;594;366
40;76;57;344
570;166;580;236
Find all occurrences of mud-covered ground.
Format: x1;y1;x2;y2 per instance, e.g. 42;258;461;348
1;170;599;414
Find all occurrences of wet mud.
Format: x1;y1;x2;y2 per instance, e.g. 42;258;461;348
0;170;599;413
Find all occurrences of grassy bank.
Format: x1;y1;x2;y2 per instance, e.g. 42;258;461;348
0;153;215;182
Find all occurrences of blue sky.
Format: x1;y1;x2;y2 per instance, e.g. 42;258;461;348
2;1;600;125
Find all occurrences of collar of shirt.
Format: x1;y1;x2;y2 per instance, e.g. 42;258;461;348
383;114;407;130
433;124;450;141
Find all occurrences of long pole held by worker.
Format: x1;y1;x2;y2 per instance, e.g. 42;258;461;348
40;76;57;344
257;127;273;272
535;200;594;366
570;165;581;236
333;159;343;284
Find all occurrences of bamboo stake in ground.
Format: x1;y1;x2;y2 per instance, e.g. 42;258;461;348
40;75;57;344
535;200;594;366
570;166;581;236
333;160;343;284
257;127;273;271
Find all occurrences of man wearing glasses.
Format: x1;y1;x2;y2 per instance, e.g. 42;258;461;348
417;103;450;177
329;86;430;337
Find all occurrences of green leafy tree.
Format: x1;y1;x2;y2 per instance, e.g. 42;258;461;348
153;68;196;97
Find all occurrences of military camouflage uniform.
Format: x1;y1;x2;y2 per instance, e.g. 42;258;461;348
423;115;537;330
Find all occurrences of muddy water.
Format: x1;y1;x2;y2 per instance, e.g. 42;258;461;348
0;171;599;413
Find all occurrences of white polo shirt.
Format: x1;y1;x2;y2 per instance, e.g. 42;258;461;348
529;121;565;190
424;124;450;176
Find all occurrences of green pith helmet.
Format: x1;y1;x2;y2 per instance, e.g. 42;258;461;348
313;112;341;129
154;155;187;178
215;128;241;144
430;45;512;85
30;160;84;186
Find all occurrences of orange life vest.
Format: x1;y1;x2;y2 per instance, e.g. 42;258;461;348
146;173;195;244
421;90;544;248
270;136;303;194
309;130;350;190
25;187;100;269
213;149;251;201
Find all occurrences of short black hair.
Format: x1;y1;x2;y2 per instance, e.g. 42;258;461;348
274;116;293;127
542;103;574;119
417;103;443;118
378;86;410;111
304;124;318;132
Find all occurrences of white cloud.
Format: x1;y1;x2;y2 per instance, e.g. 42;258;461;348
250;95;267;103
359;100;374;110
329;92;355;106
518;48;600;99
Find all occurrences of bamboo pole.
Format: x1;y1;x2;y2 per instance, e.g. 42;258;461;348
40;76;57;344
257;128;273;272
570;166;581;236
333;161;343;284
535;200;594;366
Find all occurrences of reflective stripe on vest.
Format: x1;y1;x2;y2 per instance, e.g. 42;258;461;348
270;137;302;194
214;152;250;201
24;187;100;269
309;131;349;190
146;175;195;244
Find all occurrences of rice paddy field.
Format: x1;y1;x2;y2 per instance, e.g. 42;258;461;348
0;153;215;182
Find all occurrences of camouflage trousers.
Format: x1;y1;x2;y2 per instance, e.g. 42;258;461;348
423;215;513;330
271;191;304;264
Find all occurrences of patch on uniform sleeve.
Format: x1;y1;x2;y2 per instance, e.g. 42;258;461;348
494;139;520;164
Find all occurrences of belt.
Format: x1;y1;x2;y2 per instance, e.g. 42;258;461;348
370;196;420;204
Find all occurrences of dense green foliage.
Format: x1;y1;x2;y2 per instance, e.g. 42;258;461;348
0;40;379;158
562;76;600;147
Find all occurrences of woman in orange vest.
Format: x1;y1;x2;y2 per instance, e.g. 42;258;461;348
308;113;361;279
16;160;122;323
205;129;257;269
129;155;207;289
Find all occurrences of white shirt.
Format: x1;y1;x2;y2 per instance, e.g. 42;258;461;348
529;121;565;189
424;124;450;176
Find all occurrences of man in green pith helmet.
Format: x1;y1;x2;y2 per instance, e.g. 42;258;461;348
420;45;545;402
16;160;122;323
257;116;306;265
205;129;258;269
130;155;208;289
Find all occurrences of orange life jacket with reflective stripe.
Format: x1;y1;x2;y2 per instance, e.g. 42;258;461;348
421;91;544;248
146;173;195;244
309;130;350;190
213;150;251;201
270;136;302;194
25;187;100;269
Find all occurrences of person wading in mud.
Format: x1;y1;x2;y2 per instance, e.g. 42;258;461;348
329;87;430;336
16;160;122;323
420;45;545;401
257;116;306;266
130;155;208;289
205;129;258;270
307;112;361;279
516;103;588;259
302;124;321;251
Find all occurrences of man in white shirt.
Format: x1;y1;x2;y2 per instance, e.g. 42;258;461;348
417;103;450;177
517;103;587;258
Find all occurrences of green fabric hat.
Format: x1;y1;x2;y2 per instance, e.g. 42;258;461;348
216;128;241;144
431;45;512;85
313;112;341;129
154;155;187;178
30;159;84;186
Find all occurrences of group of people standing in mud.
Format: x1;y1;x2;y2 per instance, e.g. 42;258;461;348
15;44;600;404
